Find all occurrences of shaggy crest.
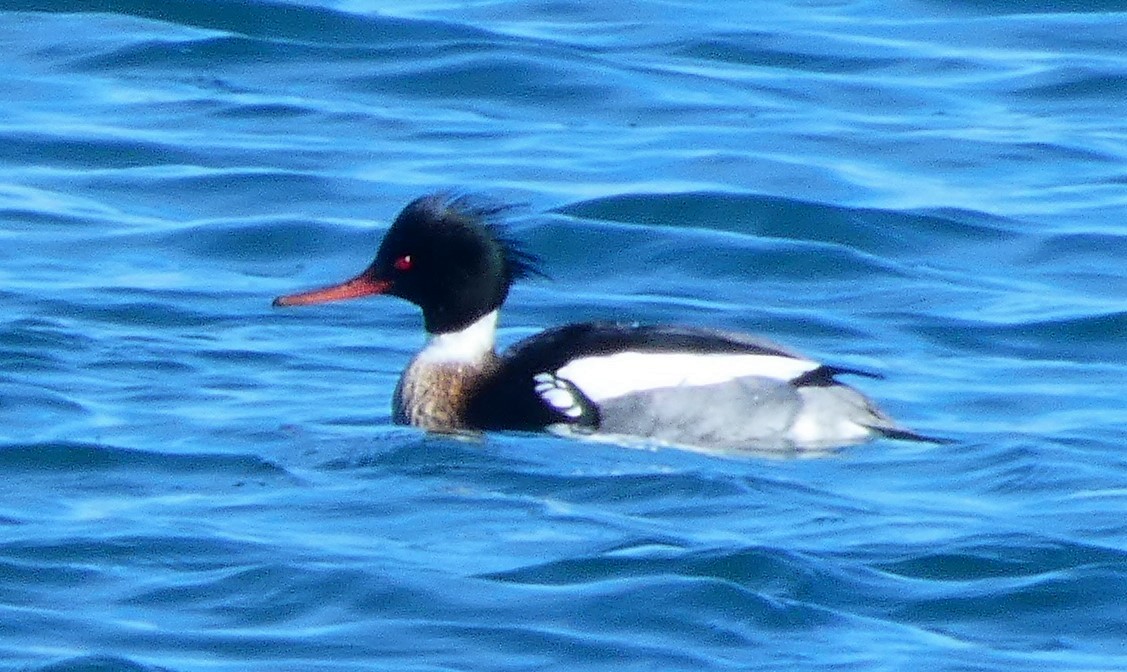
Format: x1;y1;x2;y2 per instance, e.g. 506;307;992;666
405;192;545;285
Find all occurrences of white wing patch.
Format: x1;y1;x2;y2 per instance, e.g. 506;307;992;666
533;373;585;418
556;351;820;402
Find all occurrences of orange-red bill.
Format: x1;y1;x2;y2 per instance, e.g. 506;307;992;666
272;274;391;307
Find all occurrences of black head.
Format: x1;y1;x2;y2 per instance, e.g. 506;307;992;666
273;193;542;334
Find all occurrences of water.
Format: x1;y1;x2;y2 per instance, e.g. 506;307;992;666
2;1;1126;670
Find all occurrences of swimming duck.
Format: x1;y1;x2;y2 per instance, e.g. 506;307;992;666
273;193;931;451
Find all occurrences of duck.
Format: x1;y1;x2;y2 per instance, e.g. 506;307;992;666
273;192;933;452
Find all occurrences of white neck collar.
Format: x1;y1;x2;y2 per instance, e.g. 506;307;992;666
418;310;498;364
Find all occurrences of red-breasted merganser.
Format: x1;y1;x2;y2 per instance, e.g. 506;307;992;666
273;193;933;451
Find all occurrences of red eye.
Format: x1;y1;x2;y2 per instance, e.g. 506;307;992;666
393;254;413;272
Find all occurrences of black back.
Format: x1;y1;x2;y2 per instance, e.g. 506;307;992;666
463;322;814;431
503;322;805;371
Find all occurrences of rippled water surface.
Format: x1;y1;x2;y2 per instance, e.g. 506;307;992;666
3;1;1127;670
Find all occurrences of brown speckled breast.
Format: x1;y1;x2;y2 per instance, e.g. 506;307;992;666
392;353;500;431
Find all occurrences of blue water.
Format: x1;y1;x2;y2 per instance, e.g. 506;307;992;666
3;1;1126;670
